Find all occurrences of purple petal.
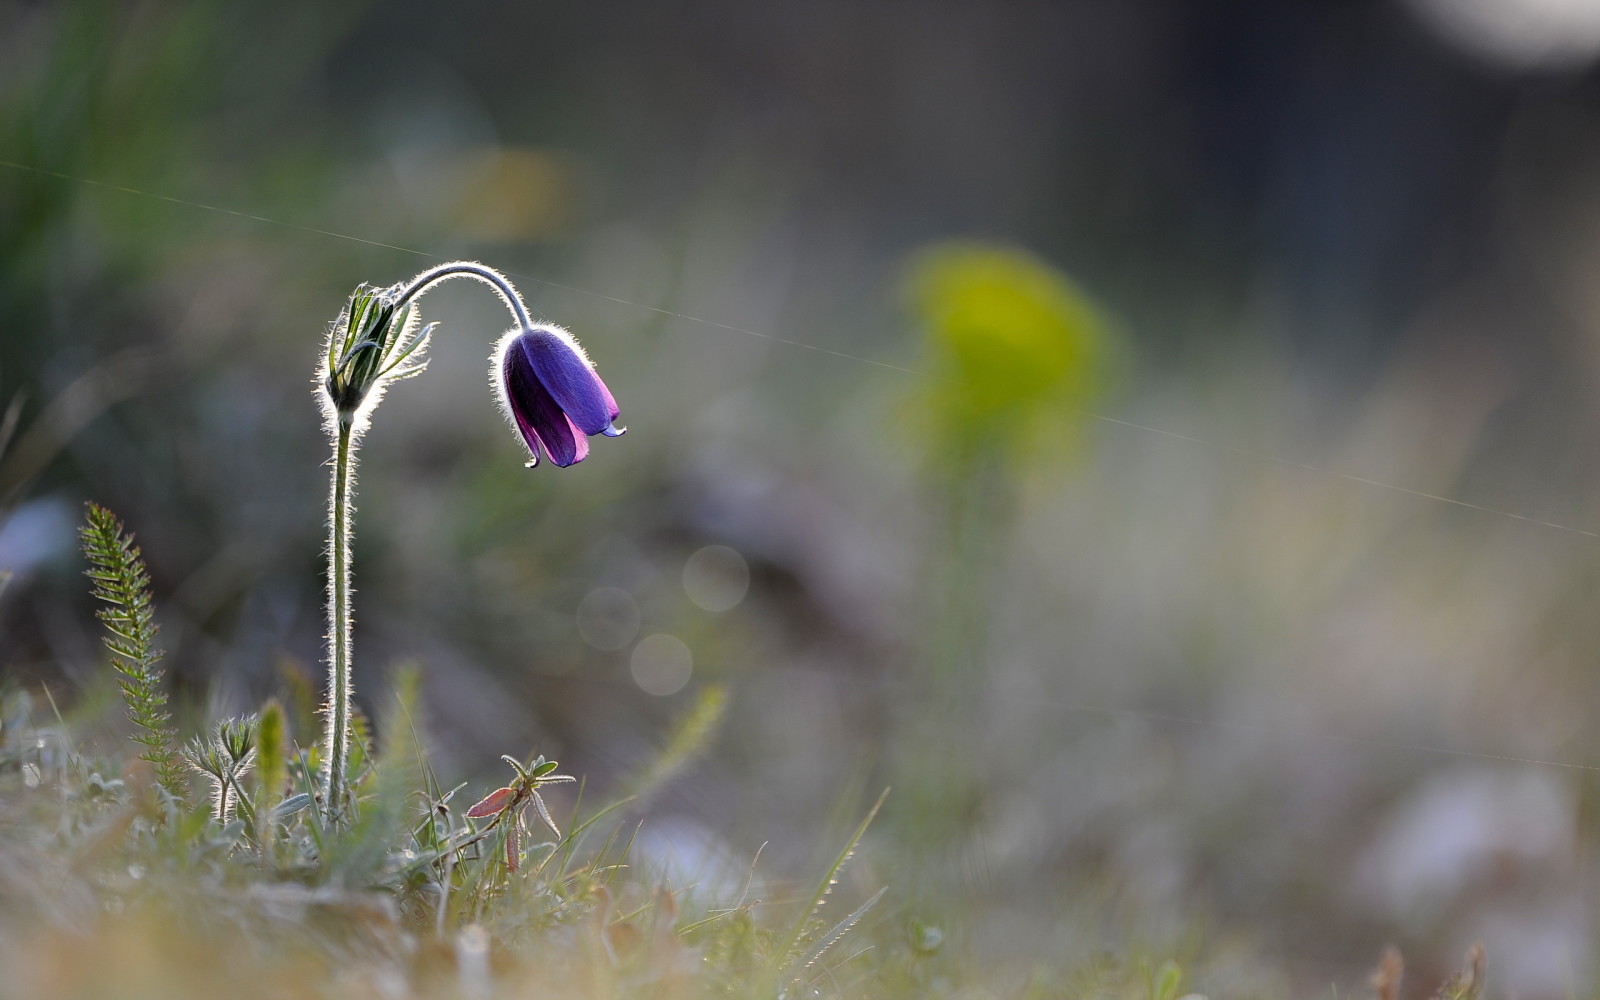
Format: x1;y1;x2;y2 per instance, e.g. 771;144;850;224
503;343;585;466
596;371;620;422
526;382;586;468
558;414;590;466
519;327;619;436
595;372;625;436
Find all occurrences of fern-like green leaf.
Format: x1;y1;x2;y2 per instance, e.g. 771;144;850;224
80;502;185;801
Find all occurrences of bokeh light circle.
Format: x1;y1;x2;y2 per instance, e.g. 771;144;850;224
682;545;750;612
630;633;693;696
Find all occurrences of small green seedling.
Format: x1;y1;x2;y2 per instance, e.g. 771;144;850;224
463;754;575;872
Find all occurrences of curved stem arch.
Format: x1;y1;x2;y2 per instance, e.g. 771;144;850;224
394;262;533;330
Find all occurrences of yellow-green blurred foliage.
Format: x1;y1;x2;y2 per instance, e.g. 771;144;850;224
902;242;1116;465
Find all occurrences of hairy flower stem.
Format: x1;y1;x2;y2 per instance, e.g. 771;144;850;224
319;263;531;825
325;418;356;822
315;261;620;825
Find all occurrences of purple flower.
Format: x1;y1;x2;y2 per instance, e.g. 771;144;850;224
493;324;624;467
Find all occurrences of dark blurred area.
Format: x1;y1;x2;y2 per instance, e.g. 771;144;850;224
6;0;1600;994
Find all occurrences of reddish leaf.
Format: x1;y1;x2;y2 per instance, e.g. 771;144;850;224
466;786;517;819
506;819;522;872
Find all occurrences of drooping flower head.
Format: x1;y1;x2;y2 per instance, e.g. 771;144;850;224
493;323;624;467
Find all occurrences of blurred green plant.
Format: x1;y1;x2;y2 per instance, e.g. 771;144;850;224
903;241;1116;466
252;698;287;860
894;241;1120;870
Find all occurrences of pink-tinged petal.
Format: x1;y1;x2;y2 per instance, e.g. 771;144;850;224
596;371;620;422
596;371;625;437
527;386;582;466
505;346;581;466
565;415;590;465
466;786;517;819
501;340;553;464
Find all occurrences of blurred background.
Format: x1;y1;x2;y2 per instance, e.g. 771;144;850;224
5;0;1600;994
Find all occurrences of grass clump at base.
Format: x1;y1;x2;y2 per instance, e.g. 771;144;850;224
0;504;911;999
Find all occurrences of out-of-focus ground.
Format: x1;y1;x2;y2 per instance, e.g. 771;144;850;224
5;1;1600;994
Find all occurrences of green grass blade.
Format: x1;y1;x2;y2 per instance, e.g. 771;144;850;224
770;786;889;990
